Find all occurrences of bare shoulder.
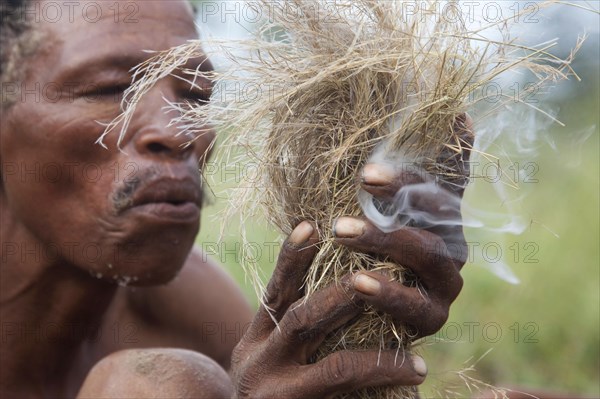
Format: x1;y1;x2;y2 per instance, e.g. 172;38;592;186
107;246;253;369
169;246;254;337
77;348;232;399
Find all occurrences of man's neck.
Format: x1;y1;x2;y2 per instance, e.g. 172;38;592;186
1;205;117;397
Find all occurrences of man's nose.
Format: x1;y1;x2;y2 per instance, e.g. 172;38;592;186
131;89;197;160
134;125;195;160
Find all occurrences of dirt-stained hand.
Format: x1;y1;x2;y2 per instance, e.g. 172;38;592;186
335;114;474;338
230;222;427;399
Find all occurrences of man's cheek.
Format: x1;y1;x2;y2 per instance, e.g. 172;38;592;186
50;114;115;158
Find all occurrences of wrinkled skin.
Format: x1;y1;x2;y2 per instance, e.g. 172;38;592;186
0;1;472;398
1;0;213;284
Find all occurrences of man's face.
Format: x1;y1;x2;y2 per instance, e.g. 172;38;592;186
0;0;215;284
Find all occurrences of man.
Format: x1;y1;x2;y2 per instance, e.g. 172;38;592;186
0;1;471;397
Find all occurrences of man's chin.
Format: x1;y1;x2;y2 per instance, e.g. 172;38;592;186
124;269;183;287
93;259;186;287
88;239;194;287
140;248;190;279
80;221;198;286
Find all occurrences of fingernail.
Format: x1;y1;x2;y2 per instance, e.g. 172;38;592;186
289;221;314;245
333;217;365;238
411;355;427;377
361;164;395;186
353;273;381;296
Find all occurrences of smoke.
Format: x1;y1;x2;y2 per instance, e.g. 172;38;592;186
358;105;561;284
358;145;527;283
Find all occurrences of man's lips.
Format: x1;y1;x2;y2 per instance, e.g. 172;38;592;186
121;178;202;222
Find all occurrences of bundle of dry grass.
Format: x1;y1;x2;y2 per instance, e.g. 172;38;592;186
99;1;585;397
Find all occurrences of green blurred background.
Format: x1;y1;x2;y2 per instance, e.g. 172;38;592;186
194;2;599;396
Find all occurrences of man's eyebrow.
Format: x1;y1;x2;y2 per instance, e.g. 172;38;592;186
57;52;214;82
55;53;146;83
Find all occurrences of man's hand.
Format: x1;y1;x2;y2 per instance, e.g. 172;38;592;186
230;115;473;398
336;186;465;338
230;222;428;398
344;114;473;338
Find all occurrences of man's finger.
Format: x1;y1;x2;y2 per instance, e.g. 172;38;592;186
362;166;463;225
298;349;426;397
333;217;463;299
361;163;427;202
248;221;319;341
269;275;362;360
360;114;473;199
351;271;454;338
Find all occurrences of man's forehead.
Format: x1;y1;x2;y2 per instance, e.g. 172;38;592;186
34;0;199;79
38;0;197;44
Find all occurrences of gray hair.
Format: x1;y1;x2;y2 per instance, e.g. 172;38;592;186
1;0;41;108
1;0;199;109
